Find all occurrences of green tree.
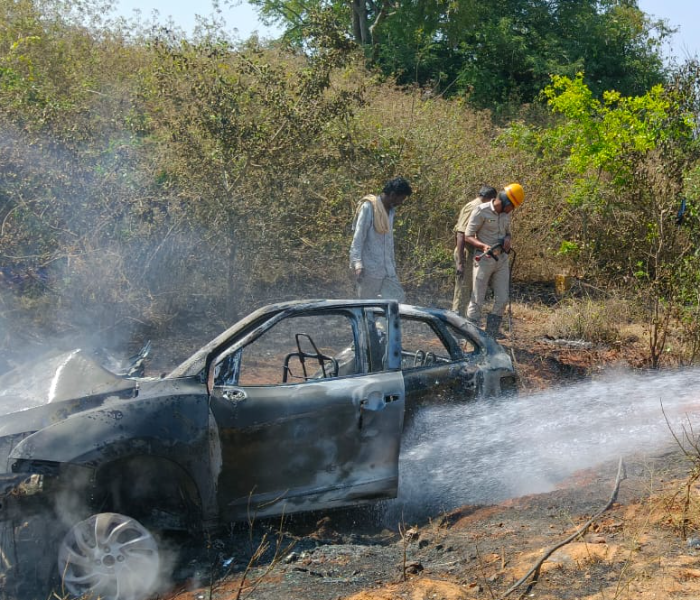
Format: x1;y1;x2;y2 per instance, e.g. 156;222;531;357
532;70;700;365
537;71;697;273
250;0;671;110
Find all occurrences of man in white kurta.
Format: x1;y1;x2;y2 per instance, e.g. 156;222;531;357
350;177;412;302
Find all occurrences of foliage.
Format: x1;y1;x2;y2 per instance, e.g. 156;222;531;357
530;69;700;365
250;0;671;111
1;0;700;370
542;73;689;192
135;12;367;317
531;72;699;281
0;0;166;341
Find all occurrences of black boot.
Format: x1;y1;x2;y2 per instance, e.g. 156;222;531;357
486;314;503;338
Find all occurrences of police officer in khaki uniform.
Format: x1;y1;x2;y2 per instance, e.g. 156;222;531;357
464;183;524;337
452;186;497;316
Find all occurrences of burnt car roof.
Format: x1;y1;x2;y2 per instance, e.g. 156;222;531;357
166;299;495;379
0;301;503;412
167;298;400;379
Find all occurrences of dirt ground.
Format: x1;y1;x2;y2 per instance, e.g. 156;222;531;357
150;300;700;600
166;452;700;600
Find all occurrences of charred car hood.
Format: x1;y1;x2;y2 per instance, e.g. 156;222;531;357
0;349;137;419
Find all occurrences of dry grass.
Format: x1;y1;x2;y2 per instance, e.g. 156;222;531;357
545;299;621;344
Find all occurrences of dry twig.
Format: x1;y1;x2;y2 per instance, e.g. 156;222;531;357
497;457;627;600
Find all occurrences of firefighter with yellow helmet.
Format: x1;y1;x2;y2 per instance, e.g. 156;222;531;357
463;183;524;337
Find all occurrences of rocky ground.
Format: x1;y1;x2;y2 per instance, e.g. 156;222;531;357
149;299;700;600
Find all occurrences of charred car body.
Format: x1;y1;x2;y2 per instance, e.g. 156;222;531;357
0;300;515;600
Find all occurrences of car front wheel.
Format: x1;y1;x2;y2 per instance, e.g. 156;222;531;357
57;512;160;600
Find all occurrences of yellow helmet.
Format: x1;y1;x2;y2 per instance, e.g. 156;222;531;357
504;183;524;208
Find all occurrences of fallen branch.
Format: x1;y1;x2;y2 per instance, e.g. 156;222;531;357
497;457;627;600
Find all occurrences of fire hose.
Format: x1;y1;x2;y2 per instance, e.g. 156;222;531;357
505;248;523;388
474;243;506;262
506;248;516;340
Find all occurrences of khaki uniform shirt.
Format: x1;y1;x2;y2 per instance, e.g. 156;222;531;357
454;197;483;260
465;201;511;248
454;197;483;233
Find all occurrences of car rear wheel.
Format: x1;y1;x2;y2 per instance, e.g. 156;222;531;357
57;512;160;600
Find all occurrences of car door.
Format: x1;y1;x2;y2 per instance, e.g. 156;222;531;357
207;301;405;521
399;313;480;416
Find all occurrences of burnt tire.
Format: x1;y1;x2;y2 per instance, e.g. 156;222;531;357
57;512;160;600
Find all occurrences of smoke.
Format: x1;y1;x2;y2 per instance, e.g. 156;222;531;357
0;119;357;371
0;122;232;367
384;367;700;524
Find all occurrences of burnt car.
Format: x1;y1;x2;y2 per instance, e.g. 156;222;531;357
0;299;515;600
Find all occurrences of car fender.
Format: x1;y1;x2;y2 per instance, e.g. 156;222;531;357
10;393;211;477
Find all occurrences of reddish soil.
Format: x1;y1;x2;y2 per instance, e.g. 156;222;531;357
151;301;700;600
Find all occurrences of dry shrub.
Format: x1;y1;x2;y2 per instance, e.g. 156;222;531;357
511;301;552;325
658;417;700;541
546;299;621;344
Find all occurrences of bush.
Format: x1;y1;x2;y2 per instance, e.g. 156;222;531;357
546;299;621;345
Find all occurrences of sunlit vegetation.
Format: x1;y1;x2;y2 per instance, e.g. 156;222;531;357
0;0;699;366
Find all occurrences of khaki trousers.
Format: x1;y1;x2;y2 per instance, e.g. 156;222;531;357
451;246;475;317
466;253;509;325
357;275;406;303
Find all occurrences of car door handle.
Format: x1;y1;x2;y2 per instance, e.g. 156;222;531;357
358;391;395;430
223;389;246;402
361;391;387;412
